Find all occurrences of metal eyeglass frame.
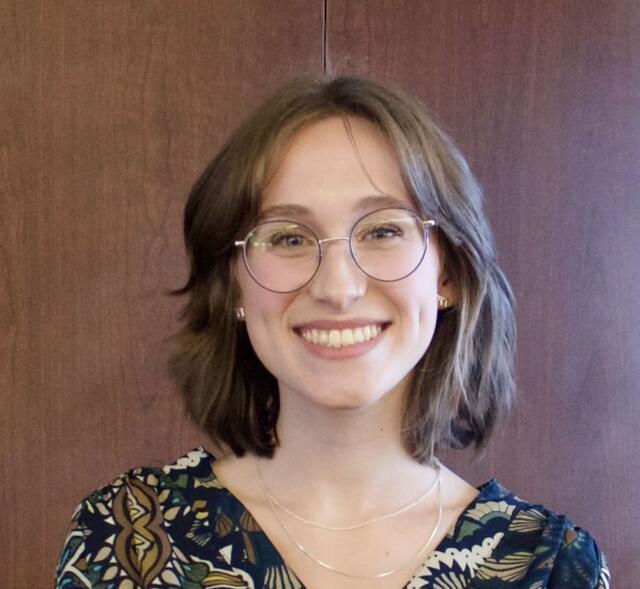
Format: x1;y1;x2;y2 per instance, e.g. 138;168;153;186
234;207;438;294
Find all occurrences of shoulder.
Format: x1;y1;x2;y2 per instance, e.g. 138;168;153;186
464;480;610;588
55;447;251;588
60;446;219;542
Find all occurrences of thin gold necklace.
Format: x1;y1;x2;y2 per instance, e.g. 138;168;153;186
255;459;443;579
255;457;442;530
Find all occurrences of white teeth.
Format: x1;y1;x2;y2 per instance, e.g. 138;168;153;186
299;324;384;348
341;329;354;346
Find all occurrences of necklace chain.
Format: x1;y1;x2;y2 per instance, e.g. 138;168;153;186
255;458;443;580
255;457;441;530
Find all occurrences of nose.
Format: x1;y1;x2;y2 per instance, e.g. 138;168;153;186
308;237;367;310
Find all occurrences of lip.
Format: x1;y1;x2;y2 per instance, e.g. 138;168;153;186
293;319;390;330
293;322;390;360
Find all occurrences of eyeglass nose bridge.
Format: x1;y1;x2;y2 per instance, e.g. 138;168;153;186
317;235;350;247
316;235;354;261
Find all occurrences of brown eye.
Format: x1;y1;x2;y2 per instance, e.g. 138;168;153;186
268;232;309;247
360;224;403;241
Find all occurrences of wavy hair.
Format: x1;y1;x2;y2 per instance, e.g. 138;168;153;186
168;75;517;464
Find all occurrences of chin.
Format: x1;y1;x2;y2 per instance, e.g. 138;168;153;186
318;394;378;411
301;380;396;412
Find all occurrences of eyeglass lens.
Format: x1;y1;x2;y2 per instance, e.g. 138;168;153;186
243;208;428;293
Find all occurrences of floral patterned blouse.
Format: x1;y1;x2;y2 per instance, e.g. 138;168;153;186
55;447;610;588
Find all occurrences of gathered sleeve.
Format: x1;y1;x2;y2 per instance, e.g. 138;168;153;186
546;523;610;588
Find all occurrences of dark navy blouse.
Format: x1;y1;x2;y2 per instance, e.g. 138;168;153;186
55;447;610;588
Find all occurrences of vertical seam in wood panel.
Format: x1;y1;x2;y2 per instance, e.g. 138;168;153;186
323;0;327;73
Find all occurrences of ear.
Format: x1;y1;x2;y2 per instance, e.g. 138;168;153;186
433;231;457;307
438;271;457;307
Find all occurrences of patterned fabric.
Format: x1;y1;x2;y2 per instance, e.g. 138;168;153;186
55;447;610;588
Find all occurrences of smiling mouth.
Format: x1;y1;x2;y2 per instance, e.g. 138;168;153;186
294;323;390;349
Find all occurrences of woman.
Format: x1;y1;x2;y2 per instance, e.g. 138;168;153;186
55;76;610;588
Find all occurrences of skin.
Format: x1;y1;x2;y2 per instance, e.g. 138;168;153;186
214;116;479;589
240;115;453;413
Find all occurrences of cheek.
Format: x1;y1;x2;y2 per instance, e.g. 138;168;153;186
243;306;296;385
242;287;296;360
236;260;274;313
392;262;439;313
390;268;439;342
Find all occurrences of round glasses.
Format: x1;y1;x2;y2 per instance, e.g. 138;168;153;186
234;207;437;293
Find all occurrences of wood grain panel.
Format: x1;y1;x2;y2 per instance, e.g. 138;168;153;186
0;1;323;585
327;0;640;580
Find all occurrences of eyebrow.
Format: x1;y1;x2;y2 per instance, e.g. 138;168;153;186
257;194;412;222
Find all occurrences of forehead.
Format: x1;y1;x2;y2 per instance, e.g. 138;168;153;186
259;116;413;219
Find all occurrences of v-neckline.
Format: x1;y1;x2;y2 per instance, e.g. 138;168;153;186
203;448;503;589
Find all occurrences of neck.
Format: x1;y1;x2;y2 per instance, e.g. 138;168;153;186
256;378;438;522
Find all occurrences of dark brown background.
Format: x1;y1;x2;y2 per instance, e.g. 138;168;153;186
1;1;637;586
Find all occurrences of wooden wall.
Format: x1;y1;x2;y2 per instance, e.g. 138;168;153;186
1;1;637;585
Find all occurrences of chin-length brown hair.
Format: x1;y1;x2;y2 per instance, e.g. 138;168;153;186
168;75;516;464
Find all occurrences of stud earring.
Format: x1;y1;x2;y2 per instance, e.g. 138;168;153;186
235;307;245;321
437;294;450;309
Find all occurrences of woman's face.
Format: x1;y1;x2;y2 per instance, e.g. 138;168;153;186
235;116;454;411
